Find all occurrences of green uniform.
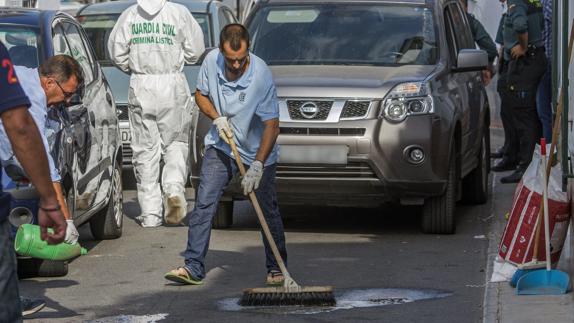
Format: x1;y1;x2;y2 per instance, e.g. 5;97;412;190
501;0;544;60
496;0;547;181
466;13;498;63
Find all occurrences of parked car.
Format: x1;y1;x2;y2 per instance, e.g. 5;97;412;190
233;0;490;234
0;7;123;276
76;0;237;167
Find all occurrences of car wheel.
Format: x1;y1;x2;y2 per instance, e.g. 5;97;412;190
422;145;457;234
462;127;490;204
17;258;68;278
212;201;233;229
90;162;123;240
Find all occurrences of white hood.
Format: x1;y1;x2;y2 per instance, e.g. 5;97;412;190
137;0;167;16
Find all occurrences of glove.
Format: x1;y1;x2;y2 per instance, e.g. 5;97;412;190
64;219;79;244
213;116;233;144
241;160;263;195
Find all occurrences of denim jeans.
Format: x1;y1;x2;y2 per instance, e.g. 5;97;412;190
184;147;287;280
537;65;552;142
0;218;22;322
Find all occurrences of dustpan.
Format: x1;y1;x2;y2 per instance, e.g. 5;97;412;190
516;139;570;295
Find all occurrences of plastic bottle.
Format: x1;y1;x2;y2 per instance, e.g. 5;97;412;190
14;224;87;261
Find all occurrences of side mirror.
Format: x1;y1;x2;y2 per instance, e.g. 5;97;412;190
452;49;488;73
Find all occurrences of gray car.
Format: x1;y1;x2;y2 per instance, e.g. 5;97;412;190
232;0;490;234
76;0;237;167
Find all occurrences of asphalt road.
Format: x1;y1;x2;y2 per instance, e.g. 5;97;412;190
19;169;494;322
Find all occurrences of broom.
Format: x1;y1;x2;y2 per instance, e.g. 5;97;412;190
227;137;335;307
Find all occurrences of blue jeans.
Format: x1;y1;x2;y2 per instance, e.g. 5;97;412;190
537;66;552;142
0;218;22;322
184;147;287;280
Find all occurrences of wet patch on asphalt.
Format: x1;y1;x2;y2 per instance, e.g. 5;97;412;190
218;288;453;314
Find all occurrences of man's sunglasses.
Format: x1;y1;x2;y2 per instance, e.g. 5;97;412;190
224;55;249;67
53;78;76;99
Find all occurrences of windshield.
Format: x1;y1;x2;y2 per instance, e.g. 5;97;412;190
0;27;40;68
78;13;211;65
248;4;437;66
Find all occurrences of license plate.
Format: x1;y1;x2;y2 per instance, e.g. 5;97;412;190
279;145;348;164
120;128;131;144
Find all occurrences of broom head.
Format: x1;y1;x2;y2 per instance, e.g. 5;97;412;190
240;285;336;307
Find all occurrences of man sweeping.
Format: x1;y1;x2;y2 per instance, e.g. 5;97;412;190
165;24;288;286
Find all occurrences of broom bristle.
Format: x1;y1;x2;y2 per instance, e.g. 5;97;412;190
239;286;336;307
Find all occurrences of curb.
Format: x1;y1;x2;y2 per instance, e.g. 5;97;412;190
482;172;504;323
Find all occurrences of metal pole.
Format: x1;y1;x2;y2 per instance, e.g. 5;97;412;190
561;0;570;191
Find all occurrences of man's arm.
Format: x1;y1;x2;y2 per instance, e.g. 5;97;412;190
195;89;220;120
255;118;279;164
107;9;132;73
2;106;66;243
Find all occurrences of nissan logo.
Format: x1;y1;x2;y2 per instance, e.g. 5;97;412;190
299;102;319;119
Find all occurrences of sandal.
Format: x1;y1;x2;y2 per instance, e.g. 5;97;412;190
266;270;285;286
164;267;203;285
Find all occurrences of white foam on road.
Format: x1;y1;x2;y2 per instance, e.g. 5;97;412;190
85;313;168;323
218;288;452;315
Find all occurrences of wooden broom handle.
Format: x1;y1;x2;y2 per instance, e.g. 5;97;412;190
228;138;291;278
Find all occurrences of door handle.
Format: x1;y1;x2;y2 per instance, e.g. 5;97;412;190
89;111;96;127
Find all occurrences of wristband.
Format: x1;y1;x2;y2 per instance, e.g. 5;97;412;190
40;204;61;212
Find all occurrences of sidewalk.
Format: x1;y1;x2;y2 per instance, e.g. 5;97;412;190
482;134;574;322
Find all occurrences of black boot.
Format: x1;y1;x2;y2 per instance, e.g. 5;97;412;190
500;168;525;184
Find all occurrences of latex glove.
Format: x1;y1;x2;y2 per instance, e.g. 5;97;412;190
213;116;233;144
65;220;79;244
241;160;263;195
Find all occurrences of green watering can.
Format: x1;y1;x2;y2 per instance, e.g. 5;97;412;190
14;224;87;261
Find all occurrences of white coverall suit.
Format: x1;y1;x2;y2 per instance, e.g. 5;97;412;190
108;0;205;227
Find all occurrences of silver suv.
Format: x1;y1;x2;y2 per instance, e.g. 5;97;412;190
203;0;490;233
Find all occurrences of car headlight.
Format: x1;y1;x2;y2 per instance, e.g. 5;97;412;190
381;82;433;122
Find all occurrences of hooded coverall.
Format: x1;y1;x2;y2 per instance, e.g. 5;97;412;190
108;0;205;226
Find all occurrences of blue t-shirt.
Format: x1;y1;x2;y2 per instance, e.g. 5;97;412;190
0;41;31;222
196;49;279;166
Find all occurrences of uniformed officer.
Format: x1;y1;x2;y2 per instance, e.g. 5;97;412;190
498;0;547;183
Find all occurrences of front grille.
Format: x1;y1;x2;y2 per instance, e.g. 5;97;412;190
287;100;332;120
122;143;133;165
277;162;376;179
280;127;365;136
341;101;370;119
116;105;129;121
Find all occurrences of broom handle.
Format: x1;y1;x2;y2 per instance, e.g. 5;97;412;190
542;149;551;271
228;138;291;279
531;21;574;262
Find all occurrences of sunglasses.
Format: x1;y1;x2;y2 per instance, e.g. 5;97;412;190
224;55;249;68
52;78;76;100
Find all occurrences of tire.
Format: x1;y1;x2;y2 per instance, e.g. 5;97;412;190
212;201;233;229
422;145;457;234
462;127;490;204
17;258;68;278
90;162;123;240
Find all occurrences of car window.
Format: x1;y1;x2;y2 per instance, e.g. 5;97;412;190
53;22;94;84
443;6;458;64
446;4;474;51
78;12;211;65
248;4;438;66
0;27;40;68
